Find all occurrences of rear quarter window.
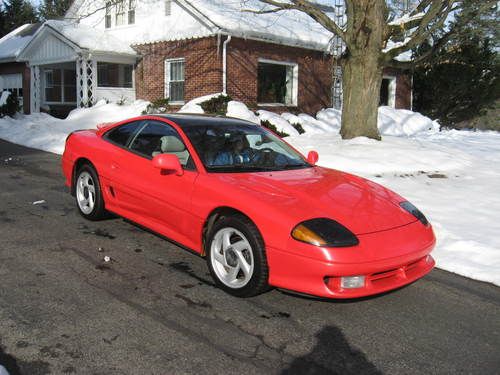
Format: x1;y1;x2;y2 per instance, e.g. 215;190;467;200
104;121;142;147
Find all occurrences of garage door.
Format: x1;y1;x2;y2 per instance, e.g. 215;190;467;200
0;73;24;105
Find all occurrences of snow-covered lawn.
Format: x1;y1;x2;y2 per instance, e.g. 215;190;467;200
0;100;498;286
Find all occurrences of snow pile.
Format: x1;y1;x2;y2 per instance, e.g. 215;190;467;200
0;100;148;154
226;101;260;124
378;106;440;135
256;110;299;136
178;93;225;114
181;97;438;137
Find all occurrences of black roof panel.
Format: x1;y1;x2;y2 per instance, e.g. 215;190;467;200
155;113;259;129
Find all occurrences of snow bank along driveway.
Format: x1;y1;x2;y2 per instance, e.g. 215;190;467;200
0;100;498;286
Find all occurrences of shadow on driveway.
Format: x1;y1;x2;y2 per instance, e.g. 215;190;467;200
281;325;381;374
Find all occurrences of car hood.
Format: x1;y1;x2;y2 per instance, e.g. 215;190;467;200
215;166;418;235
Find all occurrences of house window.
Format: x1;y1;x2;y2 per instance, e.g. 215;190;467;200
115;0;126;26
0;73;24;106
257;59;298;106
165;0;172;16
105;2;112;28
44;69;76;104
380;76;396;107
128;0;136;24
45;70;61;102
164;58;185;104
97;63;134;88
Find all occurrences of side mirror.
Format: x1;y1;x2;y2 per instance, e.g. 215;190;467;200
307;150;319;166
152;154;184;176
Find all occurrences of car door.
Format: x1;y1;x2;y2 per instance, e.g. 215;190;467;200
109;119;199;243
99;119;145;213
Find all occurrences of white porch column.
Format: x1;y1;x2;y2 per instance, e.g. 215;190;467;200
76;55;96;107
30;65;40;113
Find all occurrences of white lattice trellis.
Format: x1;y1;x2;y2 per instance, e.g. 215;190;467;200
30;65;40;113
76;55;96;107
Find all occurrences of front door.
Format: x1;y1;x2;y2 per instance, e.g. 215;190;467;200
109;119;199;245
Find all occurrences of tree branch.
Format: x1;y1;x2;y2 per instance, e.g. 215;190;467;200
254;0;347;44
384;0;455;61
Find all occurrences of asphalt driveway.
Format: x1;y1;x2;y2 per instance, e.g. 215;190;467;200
0;139;499;374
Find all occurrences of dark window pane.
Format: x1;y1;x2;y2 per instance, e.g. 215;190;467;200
257;63;287;104
128;10;135;24
105;121;141;146
45;69;61;102
64;69;76;102
129;121;192;167
97;63;133;88
170;81;184;102
380;79;390;106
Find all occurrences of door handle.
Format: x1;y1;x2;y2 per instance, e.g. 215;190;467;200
111;163;119;170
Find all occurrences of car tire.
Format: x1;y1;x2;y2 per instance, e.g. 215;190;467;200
75;164;107;221
206;214;270;297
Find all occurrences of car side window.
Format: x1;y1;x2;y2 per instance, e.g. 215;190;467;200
128;121;195;170
104;121;142;147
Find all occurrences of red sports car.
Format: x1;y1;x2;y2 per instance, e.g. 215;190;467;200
62;114;435;299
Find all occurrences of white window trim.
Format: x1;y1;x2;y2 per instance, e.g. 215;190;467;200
382;75;397;108
257;58;299;107
164;58;185;105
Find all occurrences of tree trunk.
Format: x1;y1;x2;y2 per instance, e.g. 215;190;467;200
340;0;387;140
340;55;383;140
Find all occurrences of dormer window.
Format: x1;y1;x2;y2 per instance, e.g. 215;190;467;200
165;0;172;16
128;0;136;24
115;0;126;26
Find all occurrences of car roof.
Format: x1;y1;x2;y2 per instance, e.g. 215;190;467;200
155;113;259;129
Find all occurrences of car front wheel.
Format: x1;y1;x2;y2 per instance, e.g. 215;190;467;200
75;164;107;220
206;214;270;297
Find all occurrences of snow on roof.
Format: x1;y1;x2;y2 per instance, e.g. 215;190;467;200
183;0;336;51
0;23;41;62
45;20;137;56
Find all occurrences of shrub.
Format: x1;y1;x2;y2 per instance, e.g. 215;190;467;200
142;98;170;114
116;96;127;106
291;122;305;134
200;94;232;115
260;119;289;138
0;91;20;118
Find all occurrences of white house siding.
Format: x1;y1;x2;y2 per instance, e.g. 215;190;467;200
95;87;135;103
22;32;77;65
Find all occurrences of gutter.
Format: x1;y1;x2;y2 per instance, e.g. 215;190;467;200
222;35;231;95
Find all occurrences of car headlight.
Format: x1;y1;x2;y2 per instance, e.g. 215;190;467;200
400;201;429;226
291;218;359;247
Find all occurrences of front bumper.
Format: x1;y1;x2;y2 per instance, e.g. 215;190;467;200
266;221;436;299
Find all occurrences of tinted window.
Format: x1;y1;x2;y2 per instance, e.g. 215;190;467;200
105;121;142;146
129;121;194;169
182;122;310;173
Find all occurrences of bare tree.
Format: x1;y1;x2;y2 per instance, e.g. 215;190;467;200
251;0;496;140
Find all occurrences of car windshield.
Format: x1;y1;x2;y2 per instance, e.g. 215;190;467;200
181;122;311;172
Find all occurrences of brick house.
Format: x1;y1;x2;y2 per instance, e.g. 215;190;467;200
0;0;411;117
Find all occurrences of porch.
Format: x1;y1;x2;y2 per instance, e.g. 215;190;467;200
17;20;137;117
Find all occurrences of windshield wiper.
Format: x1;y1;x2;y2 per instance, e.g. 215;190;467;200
206;164;277;172
280;163;310;170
